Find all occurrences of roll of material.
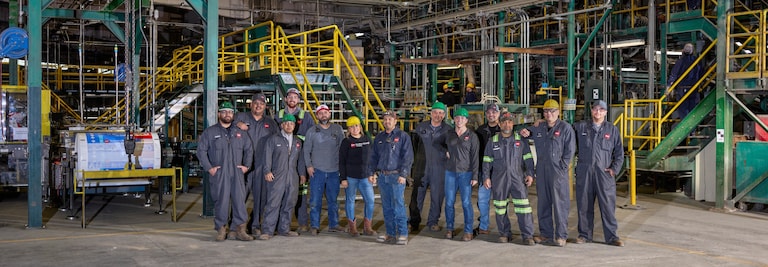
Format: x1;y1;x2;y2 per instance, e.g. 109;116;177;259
75;132;161;171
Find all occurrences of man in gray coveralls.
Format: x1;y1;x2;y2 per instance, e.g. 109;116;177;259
197;102;254;242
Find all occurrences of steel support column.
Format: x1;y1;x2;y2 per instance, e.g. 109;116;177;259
497;10;505;100
715;0;732;209
202;0;218;216
27;0;43;228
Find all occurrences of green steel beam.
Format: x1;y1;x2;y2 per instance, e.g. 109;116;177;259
103;21;126;44
715;0;732;209
665;17;717;40
644;90;715;166
131;0;143;125
727;170;768;207
201;0;219;217
185;0;207;23
497;10;505;101
660;25;668;87
727;91;768;136
41;9;125;21
571;9;611;71
27;0;44;229
42;0;52;8
512;53;519;102
430;65;437;103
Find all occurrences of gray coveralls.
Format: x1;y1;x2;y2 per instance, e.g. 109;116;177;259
234;112;278;232
483;133;535;239
277;108;314;227
261;131;306;235
411;120;450;228
574;120;624;243
197;123;253;231
525;120;575;240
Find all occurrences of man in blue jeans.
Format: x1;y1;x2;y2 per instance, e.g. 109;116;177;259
443;108;479;241
304;104;346;235
370;111;414;245
474;103;501;236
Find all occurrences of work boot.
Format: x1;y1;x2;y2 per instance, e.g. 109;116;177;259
461;233;473;242
608;239;625;247
376;234;395;244
235;224;254;241
429;225;442;232
498;236;509;243
363;218;377;236
533;236;548;244
574;236;590;244
329;225;346;233
310;228;319;236
523;238;536;246
215;227;227;242
298;225;310;232
542;238;567;247
348;219;359;237
445;230;453;239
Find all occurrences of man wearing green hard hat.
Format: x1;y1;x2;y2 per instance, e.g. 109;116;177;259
197;101;254;242
259;112;307;240
410;101;450;232
443;107;480;241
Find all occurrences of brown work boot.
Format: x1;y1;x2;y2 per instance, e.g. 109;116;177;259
235;224;254;241
461;233;473;241
215;227;227;242
348;219;359;237
445;230;453;239
363;218;377;236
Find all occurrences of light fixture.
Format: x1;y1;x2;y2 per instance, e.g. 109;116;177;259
601;39;646;49
656;50;683;56
437;64;462;70
735;41;743;47
598;66;613;71
745;49;753;54
490;59;515;64
620;67;637;72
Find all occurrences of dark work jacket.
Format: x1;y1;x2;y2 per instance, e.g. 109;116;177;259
339;135;371;180
445;128;480;181
368;128;414;177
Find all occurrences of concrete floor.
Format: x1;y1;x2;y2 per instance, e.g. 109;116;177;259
1;183;767;267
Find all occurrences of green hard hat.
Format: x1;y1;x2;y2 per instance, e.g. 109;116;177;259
454;108;469;118
281;113;296;123
218;101;235;111
447;81;454;88
432;101;447;111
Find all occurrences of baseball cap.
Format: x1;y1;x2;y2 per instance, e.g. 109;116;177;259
499;111;514;122
252;93;267;103
382;110;398;119
315;104;330;113
286;88;300;96
592;100;607;110
485;103;499;112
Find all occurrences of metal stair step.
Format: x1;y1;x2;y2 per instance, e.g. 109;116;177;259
675;145;701;150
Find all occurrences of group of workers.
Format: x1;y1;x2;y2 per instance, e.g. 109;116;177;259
196;86;625;247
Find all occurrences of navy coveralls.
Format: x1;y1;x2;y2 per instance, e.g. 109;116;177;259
234;112;278;232
574;120;624;243
483;133;535;239
525;119;575;240
277;108;314;227
197;123;253;231
262;131;306;236
410;120;450;228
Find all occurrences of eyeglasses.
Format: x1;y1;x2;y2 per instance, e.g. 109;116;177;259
543;109;558;114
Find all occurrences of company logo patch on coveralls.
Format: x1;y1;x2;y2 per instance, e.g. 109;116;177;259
554;131;560;137
604;134;610;139
394;137;400;143
264;124;270;128
515;141;520;147
296;143;301;148
236;133;242;138
464;135;470;141
214;135;221;139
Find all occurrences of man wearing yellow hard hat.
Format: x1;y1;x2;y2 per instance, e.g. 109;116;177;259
520;99;576;247
464;83;478;104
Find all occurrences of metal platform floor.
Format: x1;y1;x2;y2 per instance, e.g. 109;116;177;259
1;184;767;266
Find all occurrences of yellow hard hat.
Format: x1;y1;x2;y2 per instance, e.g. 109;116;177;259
466;83;475;89
543;99;560;109
443;84;449;90
346;116;361;127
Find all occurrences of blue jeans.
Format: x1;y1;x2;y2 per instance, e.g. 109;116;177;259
444;171;474;233
477;184;491;231
378;174;408;237
309;169;341;229
345;177;375;221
